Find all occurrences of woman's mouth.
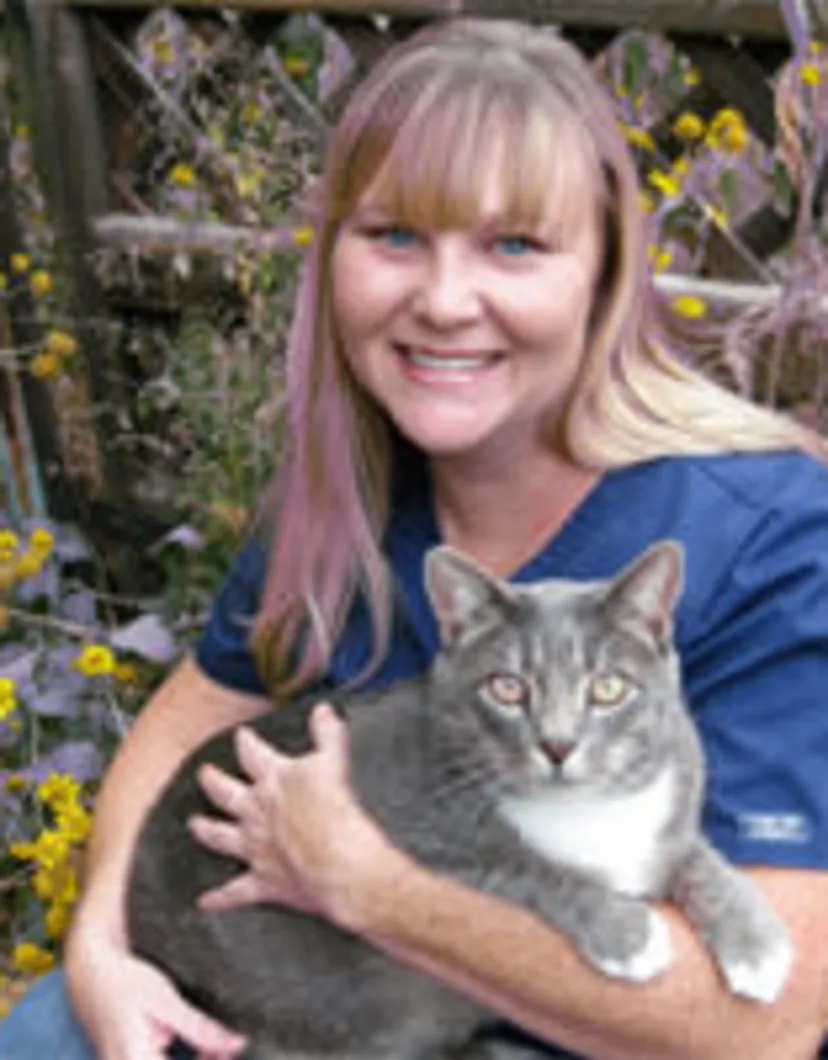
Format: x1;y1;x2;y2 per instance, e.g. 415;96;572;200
393;343;504;381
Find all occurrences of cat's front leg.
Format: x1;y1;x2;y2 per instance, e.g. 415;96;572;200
472;852;673;985
668;838;793;1004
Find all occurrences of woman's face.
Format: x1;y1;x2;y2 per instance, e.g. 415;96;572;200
330;160;603;464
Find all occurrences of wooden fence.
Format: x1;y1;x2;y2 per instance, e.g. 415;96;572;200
2;0;827;585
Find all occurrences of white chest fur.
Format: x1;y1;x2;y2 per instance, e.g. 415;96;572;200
497;768;676;897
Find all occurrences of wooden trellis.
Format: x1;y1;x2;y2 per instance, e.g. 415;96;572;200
3;0;827;585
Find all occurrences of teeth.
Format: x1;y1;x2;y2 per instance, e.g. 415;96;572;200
406;349;493;370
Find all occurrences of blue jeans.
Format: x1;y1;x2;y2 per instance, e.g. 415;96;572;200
0;970;196;1059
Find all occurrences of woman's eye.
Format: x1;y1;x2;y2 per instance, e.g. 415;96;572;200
588;673;632;708
493;234;543;256
366;225;419;249
483;672;530;708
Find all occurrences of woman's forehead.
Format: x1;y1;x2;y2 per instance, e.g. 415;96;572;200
354;129;602;236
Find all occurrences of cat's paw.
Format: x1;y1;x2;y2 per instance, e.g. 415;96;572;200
718;931;793;1005
593;908;673;982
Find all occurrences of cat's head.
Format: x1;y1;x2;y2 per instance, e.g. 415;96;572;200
424;540;685;793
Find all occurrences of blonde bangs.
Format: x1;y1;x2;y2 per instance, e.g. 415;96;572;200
333;59;604;238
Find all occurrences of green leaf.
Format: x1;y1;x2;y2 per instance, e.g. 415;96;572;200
622;36;649;97
719;167;741;214
772;158;796;217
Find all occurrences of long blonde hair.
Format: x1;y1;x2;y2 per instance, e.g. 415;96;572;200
254;18;826;696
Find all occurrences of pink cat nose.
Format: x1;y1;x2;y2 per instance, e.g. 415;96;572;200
541;739;576;764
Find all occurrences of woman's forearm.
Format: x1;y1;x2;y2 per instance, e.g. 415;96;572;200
345;849;817;1060
72;657;270;942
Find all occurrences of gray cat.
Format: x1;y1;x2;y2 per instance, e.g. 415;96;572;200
127;540;792;1059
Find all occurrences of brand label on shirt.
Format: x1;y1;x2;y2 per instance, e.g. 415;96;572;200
738;812;811;843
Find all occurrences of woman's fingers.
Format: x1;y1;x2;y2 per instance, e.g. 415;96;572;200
196;763;250;817
234;724;283;782
197;872;264;913
155;977;247;1055
188;814;245;860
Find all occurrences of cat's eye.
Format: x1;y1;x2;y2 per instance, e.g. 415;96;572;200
587;673;631;708
484;673;530;709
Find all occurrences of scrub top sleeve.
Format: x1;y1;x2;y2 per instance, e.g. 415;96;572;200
684;492;828;869
193;535;269;695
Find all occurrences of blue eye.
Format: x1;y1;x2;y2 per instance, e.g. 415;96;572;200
368;225;419;248
494;234;540;256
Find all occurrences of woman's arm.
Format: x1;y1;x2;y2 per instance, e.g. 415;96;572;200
194;707;828;1060
349;844;828;1060
70;656;270;942
65;656;271;1057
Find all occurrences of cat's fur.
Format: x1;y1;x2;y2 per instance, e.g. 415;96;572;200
128;541;792;1059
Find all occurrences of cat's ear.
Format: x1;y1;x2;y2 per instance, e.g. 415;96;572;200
424;546;515;650
607;540;684;644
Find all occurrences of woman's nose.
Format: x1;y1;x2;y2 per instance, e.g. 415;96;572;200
412;243;482;328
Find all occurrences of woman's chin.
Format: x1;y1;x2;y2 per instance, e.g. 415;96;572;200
393;418;499;459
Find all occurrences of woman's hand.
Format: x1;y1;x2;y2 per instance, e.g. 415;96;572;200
65;920;247;1060
189;702;402;930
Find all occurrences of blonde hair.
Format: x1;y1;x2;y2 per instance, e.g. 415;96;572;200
254;18;826;696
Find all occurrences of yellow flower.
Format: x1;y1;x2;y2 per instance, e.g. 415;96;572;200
33;859;78;903
5;773;27;794
283;55;310;77
0;676;18;719
114;661;139;684
672;111;706;141
169;163;196;189
55;802;91;844
13;125;30;140
30;269;54;297
683;65;701;87
14;551;43;580
37;771;81;811
150;38;175;64
9;840;36;859
291;226;314;248
31;352;62;380
10;253;30;274
648;170;681;198
0;270;7;290
75;643;116;677
801;62;822;87
0;529;19;558
622;124;656;152
45;329;78;358
706;107;749;155
45;901;73;941
29;829;70;871
28;527;54;557
11;942;54;976
648;245;674;273
241;100;264;124
808;41;824;56
671;294;708;320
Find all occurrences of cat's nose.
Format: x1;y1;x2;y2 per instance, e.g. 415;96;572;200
541;739;576;765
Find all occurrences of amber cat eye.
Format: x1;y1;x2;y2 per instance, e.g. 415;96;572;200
587;673;630;707
484;673;529;707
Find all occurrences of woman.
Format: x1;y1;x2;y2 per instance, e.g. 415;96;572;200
3;18;828;1059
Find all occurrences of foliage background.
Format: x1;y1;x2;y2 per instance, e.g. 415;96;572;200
0;8;826;1013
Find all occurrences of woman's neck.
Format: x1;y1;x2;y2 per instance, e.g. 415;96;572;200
429;443;601;579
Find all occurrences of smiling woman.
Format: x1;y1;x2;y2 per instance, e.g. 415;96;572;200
3;17;828;1060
